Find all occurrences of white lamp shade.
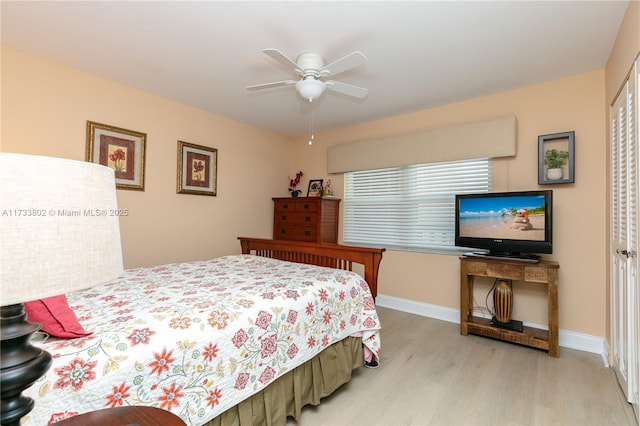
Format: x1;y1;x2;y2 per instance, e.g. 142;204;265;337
0;153;124;305
296;79;326;102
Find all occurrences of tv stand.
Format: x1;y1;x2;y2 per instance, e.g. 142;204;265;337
466;252;541;263
460;255;559;357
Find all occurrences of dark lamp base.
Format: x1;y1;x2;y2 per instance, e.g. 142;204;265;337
1;303;53;426
490;316;524;333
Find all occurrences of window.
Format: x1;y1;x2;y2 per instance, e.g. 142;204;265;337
344;158;492;253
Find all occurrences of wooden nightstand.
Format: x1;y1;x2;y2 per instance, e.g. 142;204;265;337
54;406;186;426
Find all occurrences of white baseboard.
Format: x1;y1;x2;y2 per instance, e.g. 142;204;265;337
376;293;608;362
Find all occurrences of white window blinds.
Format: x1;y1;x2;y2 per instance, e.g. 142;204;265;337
344;158;492;253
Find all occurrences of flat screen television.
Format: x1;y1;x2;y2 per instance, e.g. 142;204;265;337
455;190;553;261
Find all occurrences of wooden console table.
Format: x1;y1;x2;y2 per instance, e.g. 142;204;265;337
460;256;559;357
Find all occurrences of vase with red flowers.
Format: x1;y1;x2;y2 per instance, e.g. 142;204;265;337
289;171;303;197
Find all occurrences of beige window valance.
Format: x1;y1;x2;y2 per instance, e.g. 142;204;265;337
327;116;517;173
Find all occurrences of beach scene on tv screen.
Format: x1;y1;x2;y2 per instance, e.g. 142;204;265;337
459;195;546;241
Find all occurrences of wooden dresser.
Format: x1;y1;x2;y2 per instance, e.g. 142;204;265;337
273;197;340;243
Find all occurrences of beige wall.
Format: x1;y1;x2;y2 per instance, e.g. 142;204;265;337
605;0;639;106
1;47;288;268
289;70;607;337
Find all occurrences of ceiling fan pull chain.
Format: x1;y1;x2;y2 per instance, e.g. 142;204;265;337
308;112;314;146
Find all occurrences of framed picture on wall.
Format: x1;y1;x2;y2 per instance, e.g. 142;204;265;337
86;121;147;191
177;140;217;196
307;179;323;197
538;131;575;185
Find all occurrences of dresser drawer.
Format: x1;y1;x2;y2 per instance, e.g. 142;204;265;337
274;225;317;241
275;212;318;225
293;201;319;212
274;199;319;213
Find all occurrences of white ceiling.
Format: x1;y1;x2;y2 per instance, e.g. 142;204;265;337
1;1;629;137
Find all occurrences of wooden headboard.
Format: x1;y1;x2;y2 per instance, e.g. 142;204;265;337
238;237;385;298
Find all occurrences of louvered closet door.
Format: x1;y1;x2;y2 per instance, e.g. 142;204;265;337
632;59;639;422
611;57;639;421
612;77;630;403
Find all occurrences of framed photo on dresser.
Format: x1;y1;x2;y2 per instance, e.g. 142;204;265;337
307;179;323;197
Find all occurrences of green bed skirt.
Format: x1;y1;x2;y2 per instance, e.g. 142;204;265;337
204;337;363;426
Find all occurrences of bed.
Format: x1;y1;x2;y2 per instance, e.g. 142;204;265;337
22;238;385;425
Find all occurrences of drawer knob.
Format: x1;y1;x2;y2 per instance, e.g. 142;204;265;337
280;229;286;234
281;215;287;220
303;204;310;209
305;216;311;221
304;230;311;236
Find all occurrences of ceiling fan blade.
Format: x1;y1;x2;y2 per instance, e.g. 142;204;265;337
324;80;369;99
246;80;297;91
262;48;301;74
321;51;367;76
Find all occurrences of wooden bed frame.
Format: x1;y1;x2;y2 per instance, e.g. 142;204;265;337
238;237;385;298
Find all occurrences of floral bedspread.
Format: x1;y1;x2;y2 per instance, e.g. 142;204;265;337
23;255;381;425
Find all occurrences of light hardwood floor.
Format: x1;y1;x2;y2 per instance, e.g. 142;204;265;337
289;307;637;426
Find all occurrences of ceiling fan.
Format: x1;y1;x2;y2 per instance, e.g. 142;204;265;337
246;48;369;102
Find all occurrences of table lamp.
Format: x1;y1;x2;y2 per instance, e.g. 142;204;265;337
0;153;124;426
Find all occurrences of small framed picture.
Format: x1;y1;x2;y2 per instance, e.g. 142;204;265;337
538;131;575;185
307;179;323;197
86;121;146;191
177;141;217;196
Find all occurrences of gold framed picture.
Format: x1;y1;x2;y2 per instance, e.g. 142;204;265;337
177;141;217;196
86;121;146;191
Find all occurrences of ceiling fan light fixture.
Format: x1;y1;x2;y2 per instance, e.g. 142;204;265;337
248;49;368;102
296;79;325;102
